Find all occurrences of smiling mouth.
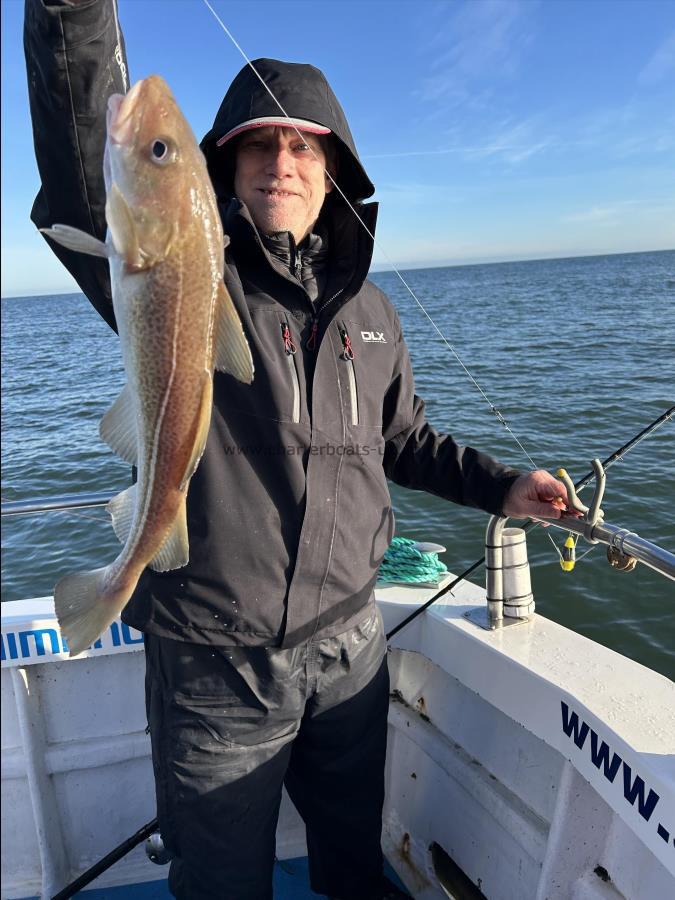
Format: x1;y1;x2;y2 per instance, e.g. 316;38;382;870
258;189;298;199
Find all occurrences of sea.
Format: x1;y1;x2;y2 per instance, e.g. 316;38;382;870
2;250;674;679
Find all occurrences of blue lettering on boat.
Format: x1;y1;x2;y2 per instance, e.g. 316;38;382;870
1;632;18;661
2;619;143;663
19;628;62;657
121;623;143;645
561;700;670;850
560;702;590;748
622;763;660;821
589;730;622;782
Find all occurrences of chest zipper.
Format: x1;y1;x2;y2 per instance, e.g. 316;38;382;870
339;324;359;426
306;318;319;352
305;288;344;353
281;322;301;423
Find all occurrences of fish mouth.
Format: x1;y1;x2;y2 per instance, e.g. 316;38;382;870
107;80;144;145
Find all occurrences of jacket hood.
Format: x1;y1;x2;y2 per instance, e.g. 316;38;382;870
200;58;375;203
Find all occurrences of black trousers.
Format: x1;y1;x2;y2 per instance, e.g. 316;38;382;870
144;608;389;899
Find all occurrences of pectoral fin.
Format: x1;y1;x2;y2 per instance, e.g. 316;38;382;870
149;499;189;572
105;183;143;269
106;182;175;271
214;281;254;383
40;225;109;258
100;384;138;465
179;373;213;491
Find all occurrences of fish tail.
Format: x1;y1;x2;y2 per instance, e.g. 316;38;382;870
54;566;131;658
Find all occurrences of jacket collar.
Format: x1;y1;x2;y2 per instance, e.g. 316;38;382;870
220;197;378;316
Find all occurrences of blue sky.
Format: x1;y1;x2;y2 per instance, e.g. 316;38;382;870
2;0;674;296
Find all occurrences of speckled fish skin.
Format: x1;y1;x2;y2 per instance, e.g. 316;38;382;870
50;76;253;656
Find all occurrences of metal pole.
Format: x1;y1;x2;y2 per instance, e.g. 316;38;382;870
534;516;675;580
2;406;671;888
1;491;116;517
387;404;674;641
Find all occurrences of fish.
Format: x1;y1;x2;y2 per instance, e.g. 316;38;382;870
41;75;254;657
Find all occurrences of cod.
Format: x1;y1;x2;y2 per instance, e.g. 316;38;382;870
43;76;254;657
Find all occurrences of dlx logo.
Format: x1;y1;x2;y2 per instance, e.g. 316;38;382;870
361;331;387;343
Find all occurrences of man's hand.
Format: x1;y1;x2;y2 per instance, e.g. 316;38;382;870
502;470;578;520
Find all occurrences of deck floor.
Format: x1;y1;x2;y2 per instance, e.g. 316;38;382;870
18;857;407;898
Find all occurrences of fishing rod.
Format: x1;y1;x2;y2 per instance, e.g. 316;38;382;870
385;404;674;641
200;0;540;471
50;818;158;900
39;405;672;899
198;1;658;575
11;5;671;891
10;404;669;518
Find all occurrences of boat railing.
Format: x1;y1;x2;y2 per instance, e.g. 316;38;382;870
1;491;116;517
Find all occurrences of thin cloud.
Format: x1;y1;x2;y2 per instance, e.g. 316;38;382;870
371;181;463;205
363;148;467;160
562;206;621;225
560;199;673;225
365;117;555;164
465;118;555;164
416;0;536;106
638;31;675;86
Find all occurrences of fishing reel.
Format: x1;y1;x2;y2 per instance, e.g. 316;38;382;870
145;831;174;865
556;459;637;573
555;459;605;573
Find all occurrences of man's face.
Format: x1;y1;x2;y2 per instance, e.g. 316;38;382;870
233;126;334;243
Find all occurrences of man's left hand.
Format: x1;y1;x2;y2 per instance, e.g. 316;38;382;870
502;470;577;520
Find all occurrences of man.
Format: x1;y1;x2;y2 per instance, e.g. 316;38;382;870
24;2;571;897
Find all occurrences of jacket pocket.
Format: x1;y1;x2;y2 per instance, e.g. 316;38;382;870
280;319;301;423
339;322;359;426
343;317;397;428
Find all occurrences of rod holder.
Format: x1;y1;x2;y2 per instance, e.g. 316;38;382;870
467;516;535;631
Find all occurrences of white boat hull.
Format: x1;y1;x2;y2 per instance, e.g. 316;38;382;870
2;577;674;899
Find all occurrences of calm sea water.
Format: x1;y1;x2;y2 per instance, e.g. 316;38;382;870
2;250;674;678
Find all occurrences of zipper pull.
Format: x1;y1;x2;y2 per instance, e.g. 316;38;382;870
340;327;355;360
281;323;297;355
306;317;319;351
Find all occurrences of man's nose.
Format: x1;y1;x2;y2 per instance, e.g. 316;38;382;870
265;146;295;177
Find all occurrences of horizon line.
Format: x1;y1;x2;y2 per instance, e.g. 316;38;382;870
2;246;673;300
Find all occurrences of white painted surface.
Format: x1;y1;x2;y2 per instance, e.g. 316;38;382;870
377;576;675;879
2;575;674;898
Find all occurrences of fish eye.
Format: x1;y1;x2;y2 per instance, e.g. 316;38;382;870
149;138;175;164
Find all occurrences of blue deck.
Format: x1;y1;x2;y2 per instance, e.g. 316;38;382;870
19;857;407;898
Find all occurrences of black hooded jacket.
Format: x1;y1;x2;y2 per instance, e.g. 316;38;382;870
24;0;521;648
200;57;375;203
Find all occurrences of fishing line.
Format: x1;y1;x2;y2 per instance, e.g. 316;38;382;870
30;422;671;893
385;405;674;640
547;405;675;566
200;0;539;471
54;509;109;526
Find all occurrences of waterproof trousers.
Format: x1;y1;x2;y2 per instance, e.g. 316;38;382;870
144;608;389;900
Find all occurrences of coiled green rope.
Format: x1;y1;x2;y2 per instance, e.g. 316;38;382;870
377;537;448;585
